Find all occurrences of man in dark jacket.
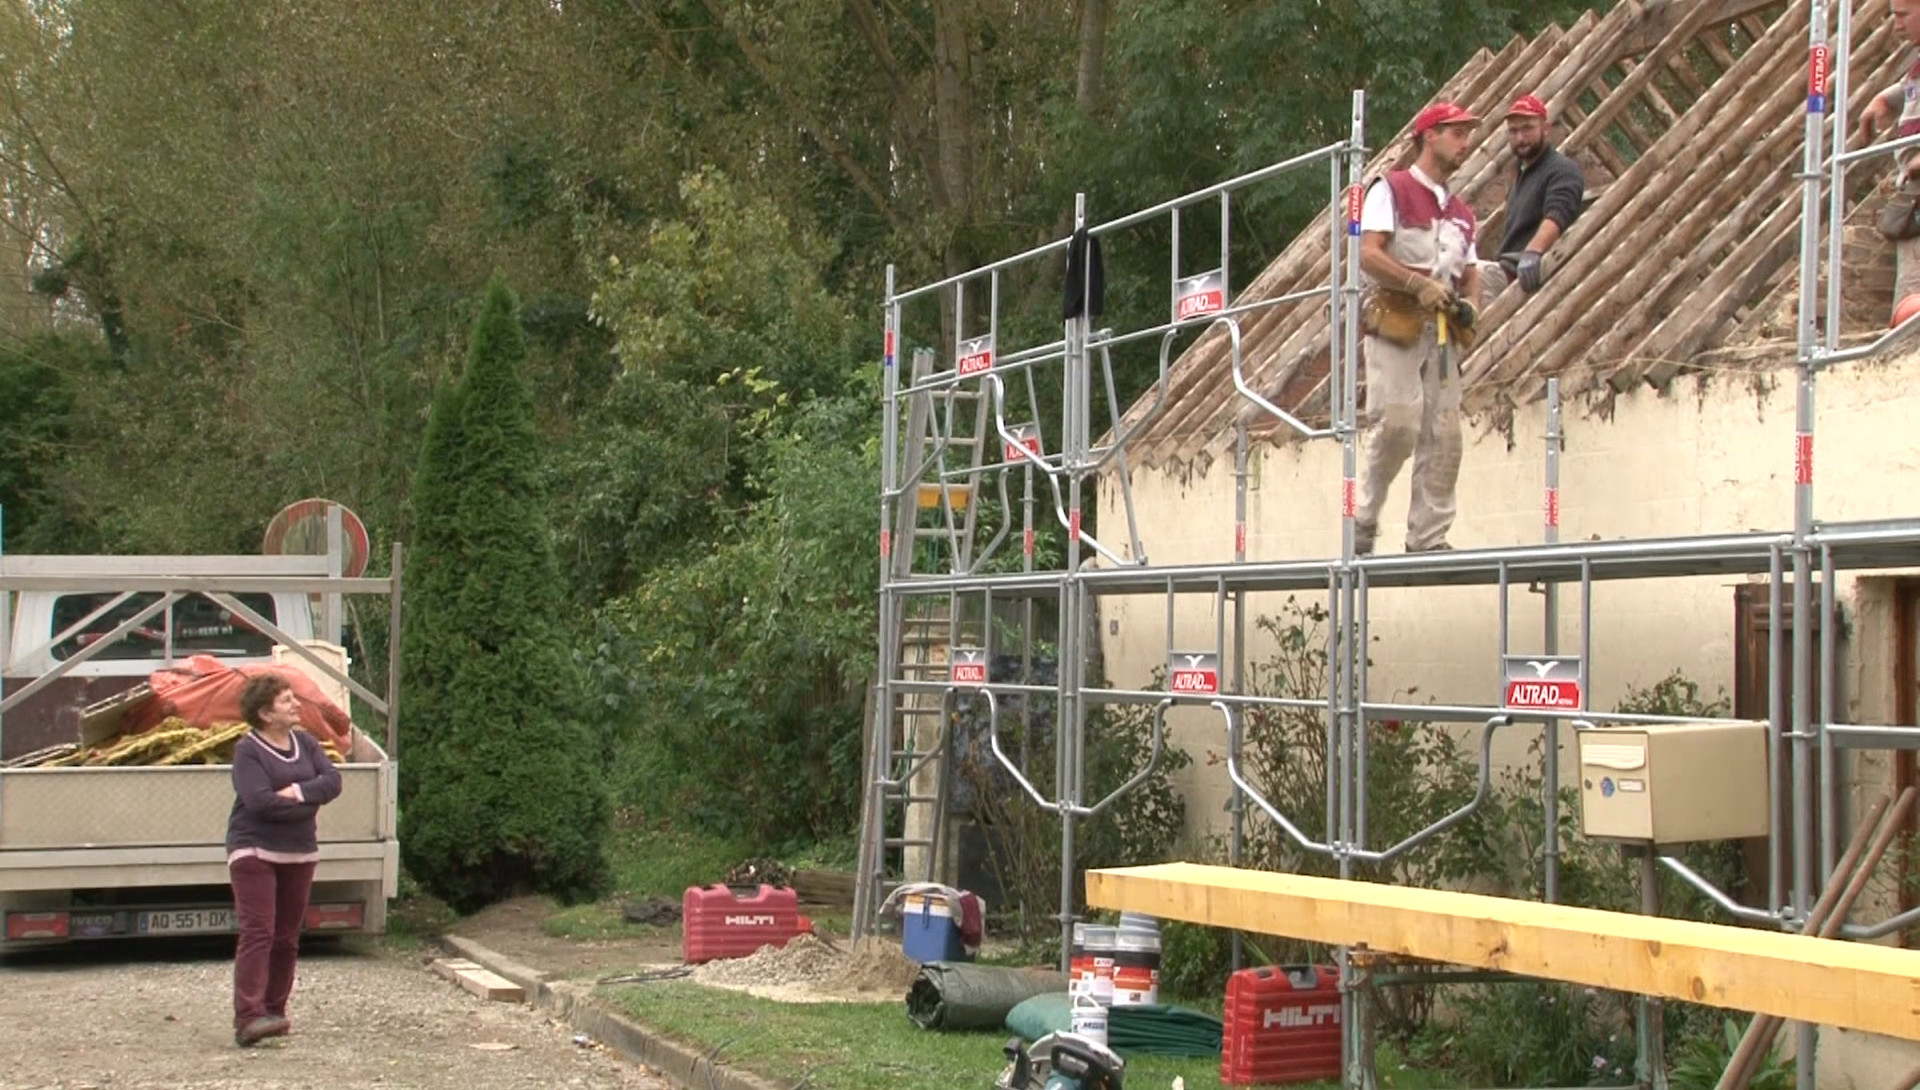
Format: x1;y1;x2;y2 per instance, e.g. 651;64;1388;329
1482;94;1586;299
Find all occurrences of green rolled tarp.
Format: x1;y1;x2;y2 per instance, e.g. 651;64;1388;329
1004;992;1224;1058
905;962;1071;1030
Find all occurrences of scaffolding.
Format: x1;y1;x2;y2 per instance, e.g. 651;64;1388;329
853;3;1920;1087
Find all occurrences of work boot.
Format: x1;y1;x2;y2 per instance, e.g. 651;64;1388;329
236;1015;288;1047
1352;522;1377;557
1407;541;1453;553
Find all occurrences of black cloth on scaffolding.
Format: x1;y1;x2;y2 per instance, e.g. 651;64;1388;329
1062;227;1105;320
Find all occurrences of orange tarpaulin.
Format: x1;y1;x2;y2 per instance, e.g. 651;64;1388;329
126;654;354;755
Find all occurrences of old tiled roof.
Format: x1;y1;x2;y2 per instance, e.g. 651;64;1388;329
1112;0;1906;472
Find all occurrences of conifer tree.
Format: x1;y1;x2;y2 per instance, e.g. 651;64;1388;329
398;275;609;910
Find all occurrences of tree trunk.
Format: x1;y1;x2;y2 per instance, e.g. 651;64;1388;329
931;0;974;272
1075;0;1107;115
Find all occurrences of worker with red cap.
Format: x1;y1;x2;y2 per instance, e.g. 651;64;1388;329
1353;100;1481;555
1482;93;1587;298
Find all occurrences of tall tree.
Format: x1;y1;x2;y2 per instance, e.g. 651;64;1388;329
398;276;609;911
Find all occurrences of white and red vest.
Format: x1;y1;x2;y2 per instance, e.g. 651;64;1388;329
1376;169;1478;290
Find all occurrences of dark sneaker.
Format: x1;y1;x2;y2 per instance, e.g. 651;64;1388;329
236;1015;288;1047
1408;541;1453;553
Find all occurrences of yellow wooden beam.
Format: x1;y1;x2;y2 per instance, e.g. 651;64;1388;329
1086;862;1920;1041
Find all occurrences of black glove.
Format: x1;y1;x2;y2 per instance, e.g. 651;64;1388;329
1448;295;1477;329
1516;251;1544;293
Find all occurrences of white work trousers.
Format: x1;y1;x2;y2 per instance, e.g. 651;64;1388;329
1898;235;1920;310
1356;322;1464;552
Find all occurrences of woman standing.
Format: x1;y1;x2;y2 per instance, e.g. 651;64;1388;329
226;672;342;1047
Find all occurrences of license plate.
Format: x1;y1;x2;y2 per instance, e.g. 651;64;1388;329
137;908;235;935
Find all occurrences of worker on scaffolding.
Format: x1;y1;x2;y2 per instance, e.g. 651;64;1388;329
1353;101;1481;556
1858;0;1920;316
1479;94;1586;300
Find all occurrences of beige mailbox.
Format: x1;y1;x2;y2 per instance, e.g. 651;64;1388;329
1576;721;1770;845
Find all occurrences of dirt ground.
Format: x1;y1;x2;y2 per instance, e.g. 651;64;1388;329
452;895;928;1004
455;896;684;978
0;938;671;1090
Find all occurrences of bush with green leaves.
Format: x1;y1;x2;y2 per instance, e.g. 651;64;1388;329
587;389;879;846
397;276;610;912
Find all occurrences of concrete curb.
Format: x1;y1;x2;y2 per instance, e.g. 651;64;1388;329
438;934;786;1090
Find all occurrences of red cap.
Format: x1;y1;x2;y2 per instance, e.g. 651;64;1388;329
1413;101;1479;136
1505;94;1549;119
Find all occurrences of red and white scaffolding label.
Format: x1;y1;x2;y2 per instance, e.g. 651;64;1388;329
1795;431;1813;486
1341;476;1356;519
1170;651;1220;695
956;334;995;377
1175;269;1226;321
1808;44;1831;114
1345;184;1363;236
1544;486;1560;529
1004;423;1042;463
950;648;988;686
880;529;892;559
1502;655;1583;712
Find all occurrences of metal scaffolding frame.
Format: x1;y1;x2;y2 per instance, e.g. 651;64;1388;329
855;6;1920;1084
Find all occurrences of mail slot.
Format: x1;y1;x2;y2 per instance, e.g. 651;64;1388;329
1576;721;1769;845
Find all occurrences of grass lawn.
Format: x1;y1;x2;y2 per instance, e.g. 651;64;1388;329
603;981;1459;1090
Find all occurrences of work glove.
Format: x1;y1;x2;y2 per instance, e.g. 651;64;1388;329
1448;295;1478;329
1516;251;1545;293
1408;274;1451;312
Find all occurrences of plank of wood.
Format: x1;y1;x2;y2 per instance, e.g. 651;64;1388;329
431;958;526;1003
1085;862;1920;1041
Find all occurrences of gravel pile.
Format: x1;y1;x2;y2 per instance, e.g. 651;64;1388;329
689;932;841;987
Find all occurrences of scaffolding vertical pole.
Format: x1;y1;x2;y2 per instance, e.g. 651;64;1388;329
1791;3;1829;1086
1821;542;1838;882
1636;847;1669;1090
1825;0;1852;356
855;266;903;941
1340;86;1369;1090
1326;139;1351;886
1544;377;1563;903
1769;541;1787;915
1057;191;1092;970
1230;422;1249;972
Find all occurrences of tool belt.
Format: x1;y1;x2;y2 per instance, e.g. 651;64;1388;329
1362;286;1480;353
1361;287;1431;348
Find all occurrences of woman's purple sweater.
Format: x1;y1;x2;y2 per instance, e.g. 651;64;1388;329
225;730;342;859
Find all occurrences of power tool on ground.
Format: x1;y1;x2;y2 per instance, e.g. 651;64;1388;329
994;1031;1125;1090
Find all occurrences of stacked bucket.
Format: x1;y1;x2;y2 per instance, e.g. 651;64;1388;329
1068;912;1161;1046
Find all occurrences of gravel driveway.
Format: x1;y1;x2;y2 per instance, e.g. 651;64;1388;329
0;939;671;1090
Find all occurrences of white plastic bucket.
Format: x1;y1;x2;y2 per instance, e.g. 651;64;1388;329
1069;989;1109;1046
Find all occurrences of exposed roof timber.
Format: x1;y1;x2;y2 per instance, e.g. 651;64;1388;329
1106;0;1908;471
1618;0;1787;54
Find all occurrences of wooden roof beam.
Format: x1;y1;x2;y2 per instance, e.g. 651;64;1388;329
1087;862;1920;1041
1618;0;1788;55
